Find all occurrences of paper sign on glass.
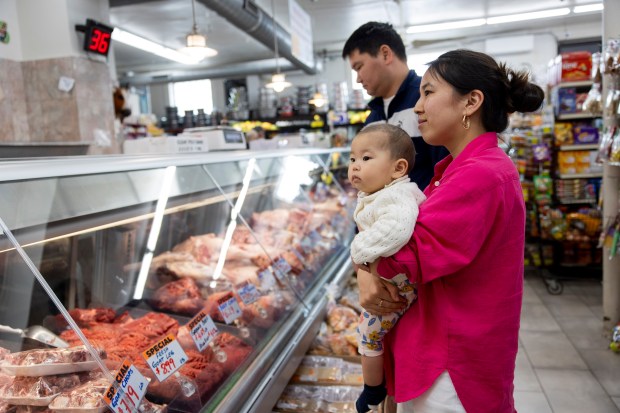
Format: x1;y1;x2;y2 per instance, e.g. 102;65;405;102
188;310;219;352
217;292;243;324
142;334;188;382
236;280;260;305
104;359;148;413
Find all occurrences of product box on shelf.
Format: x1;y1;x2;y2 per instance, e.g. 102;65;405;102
573;125;599;144
548;51;592;86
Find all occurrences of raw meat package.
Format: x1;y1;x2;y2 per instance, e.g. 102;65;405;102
0;347;106;376
0;372;98;406
48;377;110;413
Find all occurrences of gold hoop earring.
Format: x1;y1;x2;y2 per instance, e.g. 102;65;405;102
462;115;471;130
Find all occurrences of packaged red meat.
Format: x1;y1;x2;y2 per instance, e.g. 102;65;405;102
150;277;205;316
0;373;82;406
0;346;106;376
48;377;110;413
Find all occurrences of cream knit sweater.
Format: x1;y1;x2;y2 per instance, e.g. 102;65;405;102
351;176;426;265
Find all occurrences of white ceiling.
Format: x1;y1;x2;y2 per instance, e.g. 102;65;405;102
108;0;603;83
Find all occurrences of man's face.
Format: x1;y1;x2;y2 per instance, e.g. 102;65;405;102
348;49;387;98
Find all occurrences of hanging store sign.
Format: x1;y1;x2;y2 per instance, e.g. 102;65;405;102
75;18;114;57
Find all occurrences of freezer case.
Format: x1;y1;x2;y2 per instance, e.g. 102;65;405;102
0;148;355;413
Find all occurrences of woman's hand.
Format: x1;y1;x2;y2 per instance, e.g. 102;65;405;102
357;262;407;315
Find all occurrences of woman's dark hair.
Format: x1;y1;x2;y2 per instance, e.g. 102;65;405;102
342;22;407;61
426;49;545;132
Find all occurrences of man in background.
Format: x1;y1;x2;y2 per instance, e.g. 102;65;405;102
342;22;448;190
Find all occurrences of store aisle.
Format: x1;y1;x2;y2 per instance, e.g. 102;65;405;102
515;273;620;412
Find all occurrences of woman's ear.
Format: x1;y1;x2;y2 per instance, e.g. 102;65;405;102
466;89;484;114
392;159;409;178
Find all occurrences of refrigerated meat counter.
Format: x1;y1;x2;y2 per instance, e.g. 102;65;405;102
0;148;354;413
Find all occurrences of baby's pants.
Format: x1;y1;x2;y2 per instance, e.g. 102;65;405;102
357;273;416;356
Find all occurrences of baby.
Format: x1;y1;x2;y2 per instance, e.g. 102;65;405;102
348;123;426;413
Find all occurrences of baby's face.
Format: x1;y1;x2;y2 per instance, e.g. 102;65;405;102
348;132;398;194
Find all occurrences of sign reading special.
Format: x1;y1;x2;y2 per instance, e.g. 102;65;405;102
104;359;148;413
142;334;188;382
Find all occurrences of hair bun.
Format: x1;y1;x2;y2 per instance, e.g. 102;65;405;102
507;70;544;113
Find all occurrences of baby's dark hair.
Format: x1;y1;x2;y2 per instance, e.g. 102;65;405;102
426;49;545;132
342;22;407;61
357;124;415;173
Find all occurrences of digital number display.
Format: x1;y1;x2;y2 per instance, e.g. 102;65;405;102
83;19;113;57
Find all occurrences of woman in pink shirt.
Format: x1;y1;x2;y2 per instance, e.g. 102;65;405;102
356;49;544;413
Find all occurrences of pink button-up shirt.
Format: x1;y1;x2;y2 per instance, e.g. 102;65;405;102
377;132;524;413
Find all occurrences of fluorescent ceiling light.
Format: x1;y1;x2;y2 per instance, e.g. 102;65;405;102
573;4;604;13
406;18;486;34
112;28;203;65
405;4;600;34
486;7;570;24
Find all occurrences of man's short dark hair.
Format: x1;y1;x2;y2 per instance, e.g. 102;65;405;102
342;22;407;61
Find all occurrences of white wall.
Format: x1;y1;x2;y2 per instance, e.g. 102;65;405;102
0;0;23;60
0;0;111;62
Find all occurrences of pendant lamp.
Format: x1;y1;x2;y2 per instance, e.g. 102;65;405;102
265;0;291;92
179;0;217;61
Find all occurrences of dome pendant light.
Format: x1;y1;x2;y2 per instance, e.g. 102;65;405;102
179;0;217;62
265;0;291;92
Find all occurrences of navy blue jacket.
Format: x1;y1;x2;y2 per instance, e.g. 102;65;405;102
365;70;449;190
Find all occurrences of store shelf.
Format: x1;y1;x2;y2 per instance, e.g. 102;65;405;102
556;113;600;121
557;198;598;205
557;144;599;151
552;80;593;88
557;172;603;179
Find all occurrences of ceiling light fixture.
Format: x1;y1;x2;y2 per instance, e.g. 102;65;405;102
486;7;570;24
573;3;604;13
406;18;486;34
405;3;600;34
112;28;203;65
266;0;291;93
178;0;217;61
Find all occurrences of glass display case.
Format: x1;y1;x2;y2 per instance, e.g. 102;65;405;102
0;148;355;413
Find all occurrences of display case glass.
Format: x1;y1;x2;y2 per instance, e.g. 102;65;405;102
0;148;354;413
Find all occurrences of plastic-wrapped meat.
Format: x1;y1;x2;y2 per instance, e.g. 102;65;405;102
326;305;359;333
212;332;252;375
5;346;106;367
150;251;195;269
120;312;178;340
222;265;260;285
162;261;214;282
0;373;82;402
250;209;291;231
172;233;252;264
48;377;109;410
150;277;205;316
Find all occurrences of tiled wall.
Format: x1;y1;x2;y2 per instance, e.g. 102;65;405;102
0;56;119;154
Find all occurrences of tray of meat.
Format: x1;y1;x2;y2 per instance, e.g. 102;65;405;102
0;373;84;406
0;346;105;376
48;377;110;413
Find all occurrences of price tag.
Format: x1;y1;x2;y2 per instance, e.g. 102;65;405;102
309;230;322;243
258;267;277;291
217;292;242;324
236;280;261;305
104;359;148;413
187;310;219;352
300;235;313;254
273;257;292;280
142;334;188;382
